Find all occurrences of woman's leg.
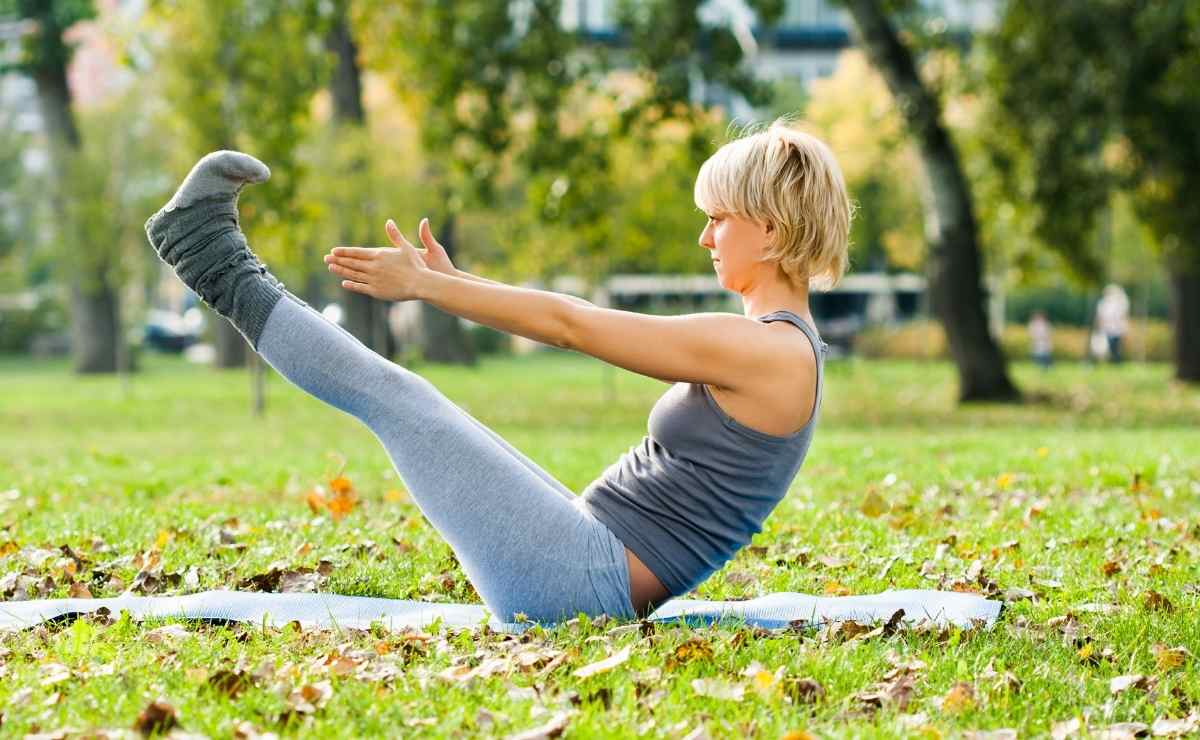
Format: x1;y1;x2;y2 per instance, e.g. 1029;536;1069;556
144;151;632;624
258;298;632;623
313;302;578;503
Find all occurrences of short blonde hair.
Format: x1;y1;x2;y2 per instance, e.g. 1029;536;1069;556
694;119;851;288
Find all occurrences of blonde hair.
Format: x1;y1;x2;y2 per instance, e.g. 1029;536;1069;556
694;118;851;288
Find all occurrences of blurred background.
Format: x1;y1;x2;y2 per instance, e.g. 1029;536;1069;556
1;0;1197;405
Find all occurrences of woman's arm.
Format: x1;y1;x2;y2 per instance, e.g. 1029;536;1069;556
326;219;802;388
453;268;594;309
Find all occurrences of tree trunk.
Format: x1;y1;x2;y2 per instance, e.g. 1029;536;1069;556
70;281;120;373
1168;267;1200;383
32;33;123;375
327;5;392;356
843;0;1018;402
212;317;248;368
420;215;476;364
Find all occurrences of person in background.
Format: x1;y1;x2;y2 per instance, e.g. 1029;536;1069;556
1095;284;1130;364
1028;310;1053;370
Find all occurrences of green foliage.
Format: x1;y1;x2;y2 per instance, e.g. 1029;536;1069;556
1;0;96;76
144;0;330;286
356;0;785;284
988;0;1200;278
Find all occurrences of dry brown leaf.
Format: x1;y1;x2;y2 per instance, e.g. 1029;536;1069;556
39;663;72;687
1150;715;1199;737
1153;645;1192;672
1097;722;1149;739
1110;674;1153;695
573;645;631;679
133;699;178;736
672;636;714;662
67;581;92;599
209;669;251;698
508;711;572;740
1051;717;1085;740
823;581;852;596
939;682;976;713
1143;591;1173;612
145;624;191;643
860;490;888;518
286;680;333;714
782;677;825;704
690;678;745;701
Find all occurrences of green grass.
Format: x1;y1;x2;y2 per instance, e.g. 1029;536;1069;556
1;352;1198;738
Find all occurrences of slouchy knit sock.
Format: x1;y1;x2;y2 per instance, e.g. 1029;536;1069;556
144;151;285;348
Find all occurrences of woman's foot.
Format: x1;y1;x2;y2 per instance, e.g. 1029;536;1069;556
144;151;284;348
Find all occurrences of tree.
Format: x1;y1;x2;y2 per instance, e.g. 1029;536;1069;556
2;0;126;374
145;0;327;369
838;0;1018;401
356;0;784;363
322;0;393;356
989;0;1200;382
804;50;924;272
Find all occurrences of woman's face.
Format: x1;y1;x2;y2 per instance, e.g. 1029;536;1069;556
698;211;773;291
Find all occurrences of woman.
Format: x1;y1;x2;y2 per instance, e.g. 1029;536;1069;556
144;120;850;625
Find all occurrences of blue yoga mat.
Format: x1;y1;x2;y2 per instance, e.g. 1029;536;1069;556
0;589;1001;634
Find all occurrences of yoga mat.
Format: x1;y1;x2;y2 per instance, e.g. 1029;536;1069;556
0;589;1000;634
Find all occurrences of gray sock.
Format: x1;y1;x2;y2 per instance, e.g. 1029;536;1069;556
144;151;286;348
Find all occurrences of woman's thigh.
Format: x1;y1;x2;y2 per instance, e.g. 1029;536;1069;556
258;297;631;623
285;292;578;503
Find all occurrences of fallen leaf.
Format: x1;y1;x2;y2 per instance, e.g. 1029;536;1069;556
209;669;251;698
573;646;631;678
133;699;178;736
1110;674;1153;695
1153;645;1192;672
669;636;714;666
1150;715;1199;736
1098;722;1149;739
860;490;888;518
782;677;825;704
508;711;572;740
939;682;976;713
40;663;72;686
145;624;191;643
1143;591;1173;612
691;678;745;701
286;680;333;714
1051;717;1085;740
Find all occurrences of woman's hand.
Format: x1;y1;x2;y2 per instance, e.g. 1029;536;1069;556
413;217;457;276
324;219;436;301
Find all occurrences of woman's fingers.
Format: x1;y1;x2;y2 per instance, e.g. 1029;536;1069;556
326;261;371;283
418;217;444;254
331;246;378;258
324;254;372;271
385;219;416;250
340;280;374;296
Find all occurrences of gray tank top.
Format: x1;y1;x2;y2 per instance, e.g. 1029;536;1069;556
580;310;827;598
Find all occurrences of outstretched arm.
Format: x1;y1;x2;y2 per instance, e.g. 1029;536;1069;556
325;220;802;389
406;218;594;309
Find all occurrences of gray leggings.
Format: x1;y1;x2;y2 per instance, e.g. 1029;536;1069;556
257;296;636;625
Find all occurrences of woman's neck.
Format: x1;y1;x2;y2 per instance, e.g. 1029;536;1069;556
740;273;812;323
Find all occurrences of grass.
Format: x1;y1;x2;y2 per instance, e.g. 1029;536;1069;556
1;351;1198;738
